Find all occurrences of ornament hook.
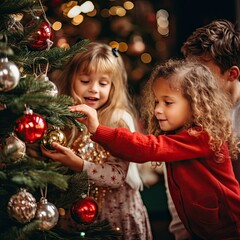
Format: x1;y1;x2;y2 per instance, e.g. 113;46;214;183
33;57;49;77
40;185;48;200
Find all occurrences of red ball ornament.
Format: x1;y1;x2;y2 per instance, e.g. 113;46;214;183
15;109;47;143
71;197;98;224
27;20;53;51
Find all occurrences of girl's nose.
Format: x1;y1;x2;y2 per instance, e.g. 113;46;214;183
88;83;98;93
155;104;164;114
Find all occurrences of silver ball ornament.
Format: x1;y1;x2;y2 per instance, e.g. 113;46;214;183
3;133;26;162
46;80;58;97
35;197;59;230
0;57;20;91
37;74;58;97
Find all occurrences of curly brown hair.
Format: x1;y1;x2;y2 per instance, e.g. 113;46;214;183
140;59;239;161
181;19;240;73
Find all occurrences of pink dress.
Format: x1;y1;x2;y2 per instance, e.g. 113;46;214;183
58;112;152;240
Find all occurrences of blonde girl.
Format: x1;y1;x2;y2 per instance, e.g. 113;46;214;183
42;42;152;240
69;59;240;239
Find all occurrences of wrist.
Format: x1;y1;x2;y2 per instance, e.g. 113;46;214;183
75;160;84;172
89;123;99;135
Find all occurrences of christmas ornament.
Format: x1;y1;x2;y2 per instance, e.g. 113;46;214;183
37;73;58;97
8;14;24;33
27;20;53;51
35;197;59;230
7;188;37;223
2;133;26;162
73;133;108;163
15;108;47;143
41;126;66;152
0;57;20;92
33;57;58;96
71;197;98;224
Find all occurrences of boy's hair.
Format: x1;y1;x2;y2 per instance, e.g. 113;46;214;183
141;59;238;160
54;42;138;128
181;19;240;73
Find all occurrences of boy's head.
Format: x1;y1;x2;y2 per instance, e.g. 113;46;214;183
181;19;240;95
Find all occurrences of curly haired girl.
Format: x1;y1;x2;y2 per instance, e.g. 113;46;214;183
69;59;240;239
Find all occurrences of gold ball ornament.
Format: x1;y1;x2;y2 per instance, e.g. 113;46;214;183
41;127;66;151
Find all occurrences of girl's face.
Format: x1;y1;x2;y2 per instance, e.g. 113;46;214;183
74;72;112;110
153;77;192;132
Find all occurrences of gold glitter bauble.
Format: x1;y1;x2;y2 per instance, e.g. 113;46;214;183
41;127;66;152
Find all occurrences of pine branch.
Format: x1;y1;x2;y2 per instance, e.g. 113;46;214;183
0;220;46;240
0;0;38;15
0;156;69;191
0;75;85;130
54;172;89;208
10;169;69;191
10;40;90;73
51;220;122;240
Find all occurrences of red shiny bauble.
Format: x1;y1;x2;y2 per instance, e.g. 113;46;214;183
15;112;47;143
70;197;98;224
27;21;53;51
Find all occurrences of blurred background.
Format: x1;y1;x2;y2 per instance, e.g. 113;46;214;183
44;0;239;97
43;0;239;239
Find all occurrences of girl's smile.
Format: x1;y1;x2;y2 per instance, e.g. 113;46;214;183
74;72;112;110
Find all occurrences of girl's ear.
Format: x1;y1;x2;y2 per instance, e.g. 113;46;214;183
228;66;240;81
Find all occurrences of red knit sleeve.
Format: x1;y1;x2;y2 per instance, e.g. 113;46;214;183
91;125;212;164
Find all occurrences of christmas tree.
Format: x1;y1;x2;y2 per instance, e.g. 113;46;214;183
0;0;121;239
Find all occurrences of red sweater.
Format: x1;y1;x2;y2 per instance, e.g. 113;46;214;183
92;125;240;239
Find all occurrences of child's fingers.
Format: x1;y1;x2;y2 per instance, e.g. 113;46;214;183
69;104;92;115
51;142;67;153
68;105;84;112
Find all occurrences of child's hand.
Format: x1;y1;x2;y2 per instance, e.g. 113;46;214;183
40;142;84;172
69;104;99;134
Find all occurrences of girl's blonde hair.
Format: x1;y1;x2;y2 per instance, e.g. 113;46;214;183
141;59;239;160
54;42;138;128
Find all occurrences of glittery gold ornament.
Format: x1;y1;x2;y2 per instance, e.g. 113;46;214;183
7;188;37;223
41;126;66;152
73;134;109;163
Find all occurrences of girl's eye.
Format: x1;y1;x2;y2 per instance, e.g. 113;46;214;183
100;82;109;86
80;80;89;83
154;100;159;106
165;101;173;105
